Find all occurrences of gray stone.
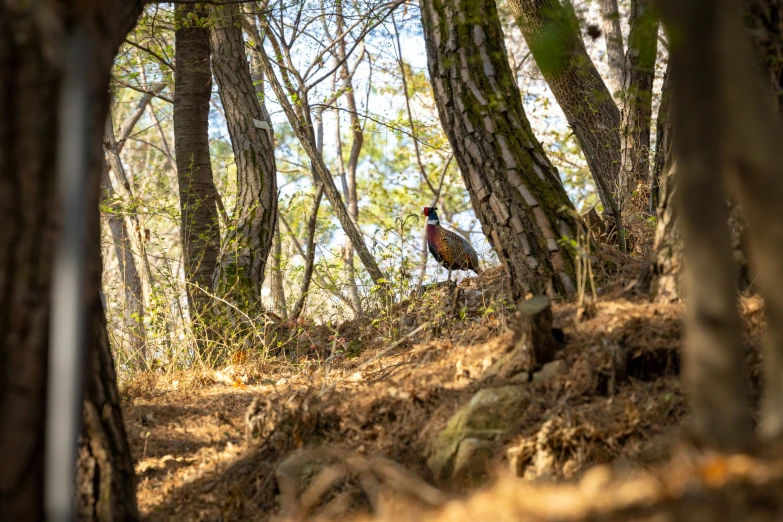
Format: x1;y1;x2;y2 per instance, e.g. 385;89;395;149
426;385;529;484
452;438;495;488
532;360;565;384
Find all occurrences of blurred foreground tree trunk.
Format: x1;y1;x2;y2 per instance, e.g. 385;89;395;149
174;4;221;345
419;0;579;300
660;0;783;450
211;4;278;311
0;1;143;519
506;0;624;248
650;0;782;303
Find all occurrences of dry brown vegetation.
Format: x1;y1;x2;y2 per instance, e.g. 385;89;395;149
118;265;775;521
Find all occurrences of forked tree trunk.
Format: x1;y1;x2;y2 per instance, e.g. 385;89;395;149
174;4;221;335
419;0;579;300
210;3;278;309
619;0;659;216
597;0;625;102
0;2;143;518
506;0;624;241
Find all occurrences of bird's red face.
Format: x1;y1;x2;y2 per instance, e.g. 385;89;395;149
422;207;433;216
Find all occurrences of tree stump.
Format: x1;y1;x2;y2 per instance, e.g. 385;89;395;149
485;296;562;379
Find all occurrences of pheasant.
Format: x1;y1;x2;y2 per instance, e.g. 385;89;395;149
423;206;482;283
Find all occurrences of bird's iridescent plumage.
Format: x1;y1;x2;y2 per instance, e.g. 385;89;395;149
423;207;482;278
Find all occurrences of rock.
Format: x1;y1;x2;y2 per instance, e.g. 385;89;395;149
426;385;529;484
532;360;565;384
452;438;495;489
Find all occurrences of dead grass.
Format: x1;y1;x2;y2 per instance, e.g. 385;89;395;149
121;264;770;521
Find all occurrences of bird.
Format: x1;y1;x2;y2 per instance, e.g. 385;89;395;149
423;206;482;283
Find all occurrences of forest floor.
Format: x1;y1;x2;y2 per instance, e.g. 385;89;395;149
120;266;781;522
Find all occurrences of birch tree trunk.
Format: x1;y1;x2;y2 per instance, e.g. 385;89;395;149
506;0;624;241
210;4;278;310
598;0;625;102
419;0;579;300
619;0;659;216
0;1;143;518
174;4;221;337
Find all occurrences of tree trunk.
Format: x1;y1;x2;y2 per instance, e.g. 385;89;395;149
619;0;659;217
210;3;278;309
649;63;671;214
291;186;325;320
745;0;783;114
77;299;139;521
651;0;778;303
271;219;288;320
648;67;680;303
658;0;754;453
174;4;221;335
506;0;624;243
0;2;143;518
103;106;158;369
339;19;364;315
419;0;579;300
597;0;625;102
100;165;147;367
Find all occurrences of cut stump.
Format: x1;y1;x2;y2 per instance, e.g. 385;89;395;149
485;295;562;379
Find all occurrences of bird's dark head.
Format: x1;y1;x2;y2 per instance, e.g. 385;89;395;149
422;207;439;223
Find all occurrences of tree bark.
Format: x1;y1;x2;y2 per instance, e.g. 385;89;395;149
651;0;778;303
174;4;221;333
419;0;579;300
648;67;680;303
210;3;278;309
649;63;671;214
745;0;783;114
619;0;659;216
658;0;783;449
291;186;325;320
506;0;624;244
658;0;754;452
103;107;158;369
0;1;143;518
597;0;625;102
337;0;364;315
271;219;288;320
100;165;147;366
77;298;139;521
